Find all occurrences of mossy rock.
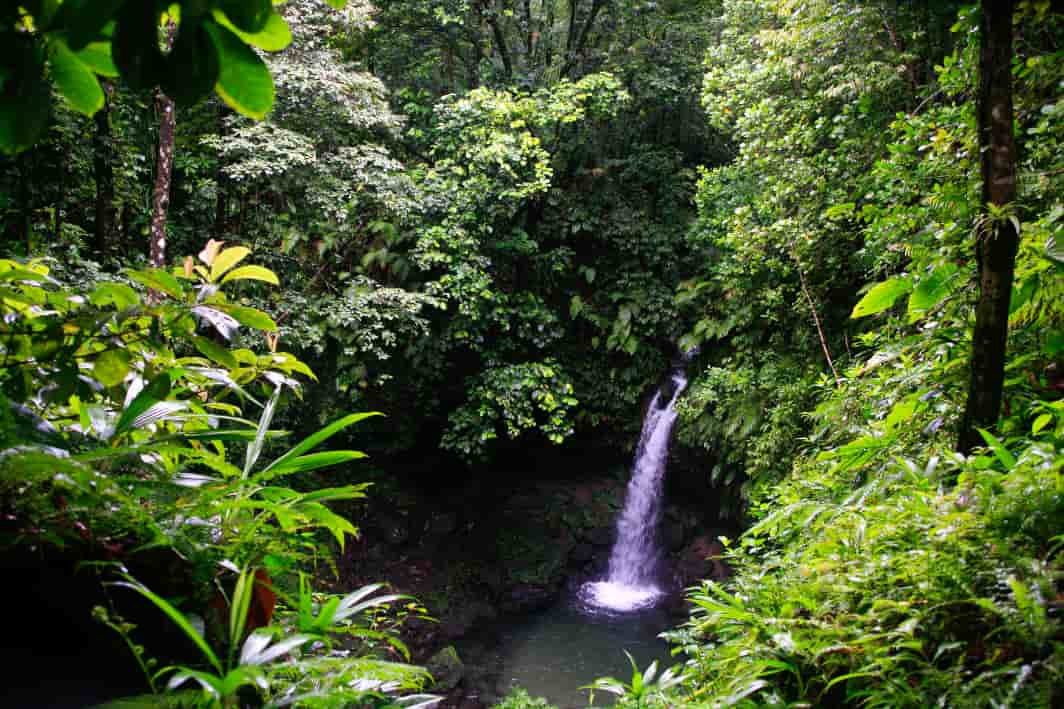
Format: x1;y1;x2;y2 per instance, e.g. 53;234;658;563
427;645;465;692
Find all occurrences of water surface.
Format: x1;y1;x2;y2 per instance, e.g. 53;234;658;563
474;599;678;708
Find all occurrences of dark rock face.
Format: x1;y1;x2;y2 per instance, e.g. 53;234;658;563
675;535;731;587
587;526;613;547
569;542;594;564
662;519;686;552
500;582;560;615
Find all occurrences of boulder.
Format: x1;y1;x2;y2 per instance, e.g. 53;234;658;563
427;645;466;692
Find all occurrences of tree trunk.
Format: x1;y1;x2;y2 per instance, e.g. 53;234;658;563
213;104;228;239
149;22;177;270
93;81;116;256
957;0;1019;455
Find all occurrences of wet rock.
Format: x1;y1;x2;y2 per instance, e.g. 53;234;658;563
588;526;613;547
500;583;557;614
663;520;686;552
372;510;409;546
441;601;498;641
427;645;466;692
570;543;594;564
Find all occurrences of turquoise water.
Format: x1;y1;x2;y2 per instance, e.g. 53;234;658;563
470;599;679;708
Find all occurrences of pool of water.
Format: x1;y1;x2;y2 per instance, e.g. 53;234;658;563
461;597;679;708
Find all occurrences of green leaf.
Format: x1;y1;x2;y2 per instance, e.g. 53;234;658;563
203;22;274;120
0;43;52;155
126;269;185;300
162;19;220;105
1009;276;1038;316
75;42;119;77
49;37;104;115
907;263;958;321
260;412;381;478
89;282;139;309
1046;235;1064;264
60;0;129;50
214;303;277;331
257;450;367;480
851;277;911;318
94;349;131;387
217;0;272;33
113;372;172;438
244;386;281;476
212;10;292;52
209;246;250;282
113;579;222;674
976;428;1016;469
1032;413;1052;434
220;265;279;286
110;0;165;91
192;336;238;369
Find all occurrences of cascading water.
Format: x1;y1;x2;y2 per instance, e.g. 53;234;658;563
581;354;693;612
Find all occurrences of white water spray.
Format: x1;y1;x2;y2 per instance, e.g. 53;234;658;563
582;355;692;612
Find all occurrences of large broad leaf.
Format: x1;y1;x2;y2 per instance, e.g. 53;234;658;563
162;19;220;105
0;43;52;156
220;265;279;286
60;0;130;50
214;303;277;332
49;37;104;115
192;336;239;369
113;372;171;438
203;22;274;120
210;246;251;282
851;277;912;319
217;0;273;33
212;10;292;51
907;263;959;322
94;349;131;387
259;412;381;478
127;268;185;300
110;0;165;91
75;42;119;77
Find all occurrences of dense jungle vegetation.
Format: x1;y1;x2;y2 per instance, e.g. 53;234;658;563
1;0;1062;707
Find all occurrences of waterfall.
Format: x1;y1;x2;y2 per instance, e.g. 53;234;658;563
582;354;692;612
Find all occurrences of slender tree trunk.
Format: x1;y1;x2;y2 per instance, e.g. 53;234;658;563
18;152;32;254
957;0;1019;454
54;145;66;243
213;104;228;239
93;81;116;256
150;24;177;269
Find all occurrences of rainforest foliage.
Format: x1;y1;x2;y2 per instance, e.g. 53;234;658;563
1;0;1063;707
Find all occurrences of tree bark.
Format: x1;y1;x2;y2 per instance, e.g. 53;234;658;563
93;81;116;256
957;0;1019;455
149;23;178;269
213;104;228;239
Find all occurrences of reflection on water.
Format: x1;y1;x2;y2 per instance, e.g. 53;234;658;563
475;599;678;708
